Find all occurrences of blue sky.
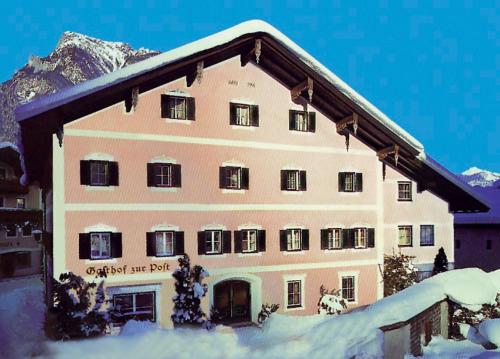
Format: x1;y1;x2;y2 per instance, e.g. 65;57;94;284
1;1;498;173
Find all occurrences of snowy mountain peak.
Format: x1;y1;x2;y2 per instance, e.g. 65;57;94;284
460;167;500;188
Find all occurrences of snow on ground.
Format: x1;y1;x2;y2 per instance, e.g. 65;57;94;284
1;269;500;359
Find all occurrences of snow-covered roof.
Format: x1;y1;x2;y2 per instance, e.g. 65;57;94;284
15;20;423;154
0;142;19;153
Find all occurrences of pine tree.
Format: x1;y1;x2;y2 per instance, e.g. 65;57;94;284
45;272;111;340
381;251;418;297
171;254;209;325
432;247;449;275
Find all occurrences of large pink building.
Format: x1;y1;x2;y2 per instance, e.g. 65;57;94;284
17;21;487;327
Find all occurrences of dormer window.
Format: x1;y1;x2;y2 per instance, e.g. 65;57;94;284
230;103;259;127
161;94;195;120
289;110;316;133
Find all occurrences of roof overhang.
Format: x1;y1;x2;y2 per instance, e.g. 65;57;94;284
15;20;489;212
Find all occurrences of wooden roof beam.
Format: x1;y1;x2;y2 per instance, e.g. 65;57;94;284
186;61;204;87
291;77;313;102
336;112;359;135
377;144;400;166
240;39;262;67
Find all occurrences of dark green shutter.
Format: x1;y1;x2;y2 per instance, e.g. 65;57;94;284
281;170;288;190
320;229;329;250
289;110;296;130
367;228;375;248
223;231;232;253
146;232;156;256
229;103;237;125
108;162;119;186
147;163;155;187
257;230;266;252
79;233;91;259
80;161;91;185
175;232;184;255
234;231;242;253
308;112;316;133
186;97;196;120
197;232;205;255
111;233;122;258
219;167;226;189
299;171;307;191
172;164;182;187
280;230;287;251
251;105;259;126
355;173;363;192
342;229;354;249
241;168;249;189
160;95;170;118
301;229;309;250
338;172;346;192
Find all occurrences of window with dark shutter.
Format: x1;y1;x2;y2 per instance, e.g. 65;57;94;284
81;160;119;187
289;110;316;133
322;228;343;250
339;172;362;192
230;103;259;127
203;230;224;255
219;166;248;190
342;229;355;249
284;228;304;251
281;170;306;191
147;163;181;188
146;232;156;257
236;229;259;253
161;95;194;120
110;233;122;258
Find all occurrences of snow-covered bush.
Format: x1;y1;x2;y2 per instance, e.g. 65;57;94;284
257;303;280;325
44;272;111;340
317;285;347;315
381;251;418;297
451;293;500;339
171;254;210;326
432;247;449;275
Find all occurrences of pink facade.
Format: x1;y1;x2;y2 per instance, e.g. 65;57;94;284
49;56;454;327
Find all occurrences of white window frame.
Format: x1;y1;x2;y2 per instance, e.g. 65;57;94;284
206;230;223;255
295;111;308;132
225;167;242;189
286;170;300;191
241;229;257;253
354;228;367;249
286;228;302;251
420;225;435;246
344;172;355;192
90;161;108;186
283;274;306;311
90;232;111;260
398;225;413;246
341;276;356;302
398;181;412;201
235;104;250;126
155;231;175;257
16;197;26;209
327;228;343;250
155;163;173;187
169;96;186;120
338;271;359;304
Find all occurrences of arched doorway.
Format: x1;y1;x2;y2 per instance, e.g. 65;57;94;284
213;280;251;324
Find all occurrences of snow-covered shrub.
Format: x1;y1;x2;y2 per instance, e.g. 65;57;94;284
451;293;500;339
318;285;347;315
44;272;111;340
257;303;280;325
432;247;449;275
381;251;418;297
171;254;210;326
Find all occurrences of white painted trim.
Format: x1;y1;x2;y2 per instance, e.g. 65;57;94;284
283;273;306;311
64;128;374;156
150;223;180;232
338;271;359;305
150;155;177;164
209;272;262;323
281;164;303;170
65;203;379;212
324;223;345;229
151;255;181;262
83;152;114;161
107;283;162;324
222;159;246;167
229;98;256;105
237;223;262;230
85;258;117;265
221;189;246;194
85;186;115;192
84;223;118;233
281;191;304;196
283;223;306;230
164;118;193;125
237;252;262;257
150;187;178;193
231;125;256;131
165;89;191;97
203;254;228;259
53;134;67;278
283;251;305;256
201;224;227;230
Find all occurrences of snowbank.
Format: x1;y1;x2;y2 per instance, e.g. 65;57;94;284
479;319;500;347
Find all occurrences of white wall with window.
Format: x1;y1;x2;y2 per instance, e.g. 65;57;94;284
338;271;359;304
283;274;306;311
420;225;435;246
398;225;413;246
398;181;412;201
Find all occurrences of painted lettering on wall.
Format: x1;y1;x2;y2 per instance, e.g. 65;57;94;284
86;263;170;276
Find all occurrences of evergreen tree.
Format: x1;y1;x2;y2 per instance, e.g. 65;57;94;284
171;254;209;325
432;247;449;275
45;272;111;340
381;251;418;297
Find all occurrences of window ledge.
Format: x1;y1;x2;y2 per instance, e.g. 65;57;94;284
398;245;413;248
290;130;314;135
164;118;192;124
281;190;304;195
397;199;413;202
339;191;360;196
237;252;262;257
150;187;179;193
85;258;117;264
203;254;228;258
283;250;305;256
231;125;256;131
284;305;305;312
151;255;181;261
221;189;246;194
419;244;435;247
345;301;358;306
85;186;115;192
323;249;343;254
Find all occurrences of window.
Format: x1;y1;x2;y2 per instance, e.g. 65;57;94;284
281;170;306;191
147;163;181;188
398;226;413;246
287;229;302;251
487;240;492;250
16;198;26;209
161;95;195;121
205;230;223;254
80;160;119;187
354;228;367;248
287;280;302;308
16;252;31;269
420;225;434;246
398;182;412;201
338;172;363;192
22;224;32;237
241;229;257;253
156;164;172;187
6;224;16;238
327;228;342;250
155;231;174;257
90;232;111;259
219;166;249;190
341;276;356;302
289;110;316;133
230;103;259;127
0;168;5;180
113;292;156;324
